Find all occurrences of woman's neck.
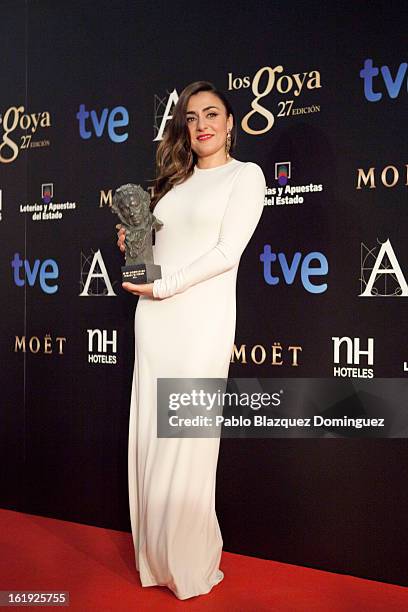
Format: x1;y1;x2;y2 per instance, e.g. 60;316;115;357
196;154;232;170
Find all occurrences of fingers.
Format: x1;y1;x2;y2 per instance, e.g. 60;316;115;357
122;282;154;298
116;227;126;252
116;238;125;252
122;282;142;295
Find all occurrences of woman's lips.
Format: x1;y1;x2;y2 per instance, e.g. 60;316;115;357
197;134;213;141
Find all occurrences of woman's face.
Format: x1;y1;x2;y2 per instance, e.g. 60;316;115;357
186;91;233;164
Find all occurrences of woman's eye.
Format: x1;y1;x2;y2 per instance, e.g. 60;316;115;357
186;113;217;122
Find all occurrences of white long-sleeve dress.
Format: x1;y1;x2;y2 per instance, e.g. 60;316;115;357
128;157;265;600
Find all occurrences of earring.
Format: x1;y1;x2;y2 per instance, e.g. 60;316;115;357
225;129;231;158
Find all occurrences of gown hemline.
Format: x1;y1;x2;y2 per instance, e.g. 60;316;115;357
139;569;225;600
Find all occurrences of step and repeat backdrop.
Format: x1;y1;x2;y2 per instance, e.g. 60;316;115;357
1;0;407;586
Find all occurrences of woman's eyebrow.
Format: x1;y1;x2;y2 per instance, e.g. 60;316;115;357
186;105;220;115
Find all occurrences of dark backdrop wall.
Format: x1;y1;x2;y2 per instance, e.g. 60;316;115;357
1;0;407;587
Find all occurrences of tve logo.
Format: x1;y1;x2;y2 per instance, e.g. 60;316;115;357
360;59;408;101
76;104;129;142
260;246;328;293
11;253;59;294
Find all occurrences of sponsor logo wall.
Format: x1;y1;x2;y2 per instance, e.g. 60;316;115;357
1;1;407;588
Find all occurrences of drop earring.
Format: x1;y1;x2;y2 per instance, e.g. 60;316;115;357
225;129;231;159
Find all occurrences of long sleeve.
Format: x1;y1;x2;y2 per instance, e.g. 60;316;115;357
152;162;266;299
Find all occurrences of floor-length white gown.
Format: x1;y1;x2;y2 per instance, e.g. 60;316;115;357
128;157;265;600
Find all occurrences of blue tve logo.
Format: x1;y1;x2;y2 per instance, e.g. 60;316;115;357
260;246;328;293
11;253;59;294
76;104;129;142
360;59;408;101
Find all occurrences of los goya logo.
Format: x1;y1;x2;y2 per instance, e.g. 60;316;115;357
0;105;51;164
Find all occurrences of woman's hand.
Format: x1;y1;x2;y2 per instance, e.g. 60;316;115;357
122;282;155;298
116;225;126;253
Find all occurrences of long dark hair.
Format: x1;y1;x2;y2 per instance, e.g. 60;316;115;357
150;80;237;211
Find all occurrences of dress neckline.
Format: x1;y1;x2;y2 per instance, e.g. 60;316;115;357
194;158;238;173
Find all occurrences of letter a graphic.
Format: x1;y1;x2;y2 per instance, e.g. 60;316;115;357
360;239;408;297
153;89;179;141
79;250;117;296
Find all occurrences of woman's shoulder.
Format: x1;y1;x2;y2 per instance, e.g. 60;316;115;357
232;159;266;183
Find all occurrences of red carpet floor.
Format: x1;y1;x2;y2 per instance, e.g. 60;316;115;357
0;508;407;611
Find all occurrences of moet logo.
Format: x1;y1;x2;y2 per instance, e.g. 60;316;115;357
14;334;67;355
356;164;408;189
99;189;113;208
231;342;302;367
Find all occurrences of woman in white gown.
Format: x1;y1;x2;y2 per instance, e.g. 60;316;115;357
120;81;266;600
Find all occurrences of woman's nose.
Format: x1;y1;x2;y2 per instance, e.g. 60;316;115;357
196;114;207;130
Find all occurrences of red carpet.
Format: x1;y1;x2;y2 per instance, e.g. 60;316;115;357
0;508;407;611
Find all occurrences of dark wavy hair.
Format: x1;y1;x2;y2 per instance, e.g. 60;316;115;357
150;81;237;211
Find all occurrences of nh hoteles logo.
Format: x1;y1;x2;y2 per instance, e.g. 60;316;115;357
332;336;374;379
87;329;117;364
